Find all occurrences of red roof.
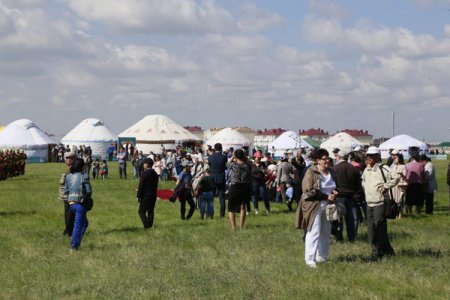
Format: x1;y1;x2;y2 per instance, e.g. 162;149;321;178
338;129;372;137
184;126;203;132
299;128;329;136
256;128;286;135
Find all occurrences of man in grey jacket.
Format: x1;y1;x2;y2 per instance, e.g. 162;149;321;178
361;146;399;260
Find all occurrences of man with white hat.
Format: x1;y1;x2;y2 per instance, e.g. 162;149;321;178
361;146;399;260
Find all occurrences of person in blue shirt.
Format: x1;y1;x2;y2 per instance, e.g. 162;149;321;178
176;161;196;220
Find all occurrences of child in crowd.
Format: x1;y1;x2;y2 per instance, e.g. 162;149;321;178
285;181;294;210
101;160;108;179
92;158;100;179
197;168;215;219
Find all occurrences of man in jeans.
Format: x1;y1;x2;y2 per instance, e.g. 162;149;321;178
333;149;362;242
208;143;227;218
362;146;399;260
117;147;127;179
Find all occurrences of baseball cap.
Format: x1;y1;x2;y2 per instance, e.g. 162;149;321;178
391;149;399;155
337;150;348;157
64;151;76;158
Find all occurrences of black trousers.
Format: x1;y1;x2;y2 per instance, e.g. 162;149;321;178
367;204;395;258
179;189;195;220
64;201;75;235
424;192;434;214
138;196;157;228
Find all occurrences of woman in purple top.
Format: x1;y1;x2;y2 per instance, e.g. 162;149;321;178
405;155;425;214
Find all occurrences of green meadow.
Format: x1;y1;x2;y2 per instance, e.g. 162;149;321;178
0;160;449;299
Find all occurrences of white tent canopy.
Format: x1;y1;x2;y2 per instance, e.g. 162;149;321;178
119;114;200;154
206;127;250;150
320;132;364;154
268;131;314;157
61;118;118;158
0;119;56;161
379;134;428;159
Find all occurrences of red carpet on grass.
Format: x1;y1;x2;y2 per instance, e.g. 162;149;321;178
157;189;174;201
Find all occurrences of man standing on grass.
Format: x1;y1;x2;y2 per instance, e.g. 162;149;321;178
137;158;159;229
208;143;228;218
117;147;127;179
361;146;399;260
59;151;76;236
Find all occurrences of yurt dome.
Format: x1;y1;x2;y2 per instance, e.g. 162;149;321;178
206;128;250;150
61;118;118;158
379;134;428;159
268;131;314;157
0;119;56;162
320;132;364;154
119;115;200;154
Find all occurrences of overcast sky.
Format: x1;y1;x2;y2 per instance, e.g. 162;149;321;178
1;0;450;142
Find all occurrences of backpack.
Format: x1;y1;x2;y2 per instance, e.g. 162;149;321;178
80;173;94;211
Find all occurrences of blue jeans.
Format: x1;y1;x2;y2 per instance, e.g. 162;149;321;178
251;182;270;212
199;191;214;218
70;203;88;249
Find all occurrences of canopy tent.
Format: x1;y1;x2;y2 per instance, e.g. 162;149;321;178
320;132;364;155
61;118;118;158
119;115;200;154
206;127;250;150
379;134;428;159
0;119;56;161
268;131;314;157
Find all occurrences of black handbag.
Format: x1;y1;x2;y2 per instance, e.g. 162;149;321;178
379;165;398;219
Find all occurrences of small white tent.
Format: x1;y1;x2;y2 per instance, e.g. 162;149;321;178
379;134;428;159
0;119;56;161
320;132;364;154
268;131;314;157
119;115;200;154
206;128;250;150
61;118;118;158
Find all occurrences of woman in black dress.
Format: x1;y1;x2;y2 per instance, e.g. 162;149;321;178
226;149;252;230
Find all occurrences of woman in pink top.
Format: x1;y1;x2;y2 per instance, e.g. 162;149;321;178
405;155;425;215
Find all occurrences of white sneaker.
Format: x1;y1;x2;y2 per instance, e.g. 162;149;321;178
255;209;259;215
306;262;317;268
316;256;328;263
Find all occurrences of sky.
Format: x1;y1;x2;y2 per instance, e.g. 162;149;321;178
1;0;450;143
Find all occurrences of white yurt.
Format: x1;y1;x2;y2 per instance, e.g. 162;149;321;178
379;134;428;159
268;131;314;157
119;115;200;154
206;127;250;150
61;118;118;158
320;132;364;154
0;119;56;162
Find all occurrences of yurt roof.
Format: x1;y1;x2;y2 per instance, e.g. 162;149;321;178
268;131;314;150
320;132;364;153
206;127;250;147
119;115;200;143
61;118;117;143
379;134;428;151
0;119;56;147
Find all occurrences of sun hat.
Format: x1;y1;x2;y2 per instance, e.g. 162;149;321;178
366;146;380;155
391;149;399;155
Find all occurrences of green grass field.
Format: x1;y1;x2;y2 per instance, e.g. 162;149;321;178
0;160;449;299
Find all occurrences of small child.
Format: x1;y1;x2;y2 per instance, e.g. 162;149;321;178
197;168;215;219
101;160;108;179
92;158;100;179
285;182;294;211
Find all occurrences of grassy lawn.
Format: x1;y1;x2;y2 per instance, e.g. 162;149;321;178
0;160;449;299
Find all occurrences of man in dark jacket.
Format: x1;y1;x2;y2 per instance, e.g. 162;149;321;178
137;158;159;229
333;149;362;242
208;143;228;218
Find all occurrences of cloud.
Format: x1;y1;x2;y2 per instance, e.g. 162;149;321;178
64;0;235;34
236;2;284;32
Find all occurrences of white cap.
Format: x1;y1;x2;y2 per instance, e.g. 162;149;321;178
337;150;348;157
366;146;380;155
391;149;399;155
353;146;361;152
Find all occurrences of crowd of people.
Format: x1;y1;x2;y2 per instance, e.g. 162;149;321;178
53;141;444;264
0;148;27;181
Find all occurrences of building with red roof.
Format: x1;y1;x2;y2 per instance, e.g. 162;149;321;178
299;128;329;142
337;129;373;144
254;128;287;149
184;126;204;140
